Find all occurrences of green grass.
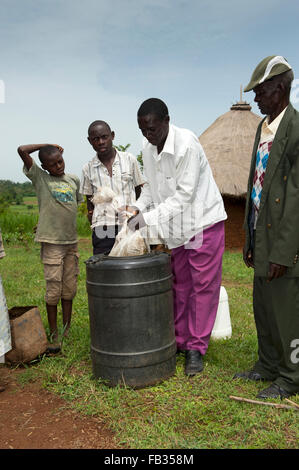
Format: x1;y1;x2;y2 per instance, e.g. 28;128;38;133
0;242;298;449
0;198;91;243
8;197;39;216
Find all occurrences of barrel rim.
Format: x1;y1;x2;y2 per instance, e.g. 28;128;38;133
85;251;171;266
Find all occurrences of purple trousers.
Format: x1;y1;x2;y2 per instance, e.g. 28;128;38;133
171;221;225;355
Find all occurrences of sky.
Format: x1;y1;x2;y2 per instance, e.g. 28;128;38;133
1;0;299;182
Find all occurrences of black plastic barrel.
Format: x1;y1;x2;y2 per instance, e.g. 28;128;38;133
85;252;176;388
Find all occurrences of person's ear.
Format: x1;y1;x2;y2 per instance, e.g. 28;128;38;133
111;131;115;141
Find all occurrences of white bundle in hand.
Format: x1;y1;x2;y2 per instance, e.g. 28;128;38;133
91;187;121;227
92;187;149;257
92;186;119;207
109;215;149;257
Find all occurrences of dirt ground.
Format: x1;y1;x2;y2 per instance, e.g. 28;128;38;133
0;367;121;450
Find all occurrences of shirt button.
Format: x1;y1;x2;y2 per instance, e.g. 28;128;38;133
267;223;271;228
275;198;280;203
283;176;287;181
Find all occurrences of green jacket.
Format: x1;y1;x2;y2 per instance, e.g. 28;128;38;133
244;103;299;277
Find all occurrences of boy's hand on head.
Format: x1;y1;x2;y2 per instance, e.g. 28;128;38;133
54;145;64;154
18;143;61;171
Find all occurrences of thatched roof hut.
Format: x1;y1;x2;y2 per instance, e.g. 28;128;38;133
199;92;262;249
199;94;261;197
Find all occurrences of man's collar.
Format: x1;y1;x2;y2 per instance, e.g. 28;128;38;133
92;149;120;167
148;124;175;161
263;106;288;135
161;124;175;156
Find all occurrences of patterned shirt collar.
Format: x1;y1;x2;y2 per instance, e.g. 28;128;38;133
91;150;120;167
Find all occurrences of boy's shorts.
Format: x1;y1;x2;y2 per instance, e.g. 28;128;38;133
41;243;80;306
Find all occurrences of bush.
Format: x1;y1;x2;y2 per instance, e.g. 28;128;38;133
0;212;38;244
77;213;91;237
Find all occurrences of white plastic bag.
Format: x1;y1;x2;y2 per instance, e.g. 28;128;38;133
91;186;119;208
92;186;150;257
109;217;149;257
91;187;122;228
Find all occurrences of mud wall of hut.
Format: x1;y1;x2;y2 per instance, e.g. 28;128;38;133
223;195;246;251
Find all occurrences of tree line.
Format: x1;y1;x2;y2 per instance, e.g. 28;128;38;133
0;180;35;213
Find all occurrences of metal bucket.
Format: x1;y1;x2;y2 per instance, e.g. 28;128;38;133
85;252;176;388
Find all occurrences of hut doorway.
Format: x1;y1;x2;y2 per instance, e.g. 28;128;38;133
223;195;246;251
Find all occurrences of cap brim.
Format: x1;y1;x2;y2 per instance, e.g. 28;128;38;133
243;84;252;92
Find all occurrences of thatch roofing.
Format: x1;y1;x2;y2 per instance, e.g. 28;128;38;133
199;96;261;197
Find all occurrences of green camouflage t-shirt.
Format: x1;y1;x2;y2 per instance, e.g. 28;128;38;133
24;160;83;244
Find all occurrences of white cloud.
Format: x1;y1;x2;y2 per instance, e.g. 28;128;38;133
1;0;298;182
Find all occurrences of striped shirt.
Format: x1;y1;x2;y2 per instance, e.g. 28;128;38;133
80;150;145;228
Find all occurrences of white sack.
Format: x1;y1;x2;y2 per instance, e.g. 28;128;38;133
109;217;149;257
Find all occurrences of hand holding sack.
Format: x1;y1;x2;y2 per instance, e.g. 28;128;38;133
109;214;150;257
92;187;149;257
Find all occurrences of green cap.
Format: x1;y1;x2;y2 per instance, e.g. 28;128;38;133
244;55;292;92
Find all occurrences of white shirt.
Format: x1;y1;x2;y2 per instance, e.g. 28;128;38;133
260;107;287;144
80;150;145;228
135;124;227;249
